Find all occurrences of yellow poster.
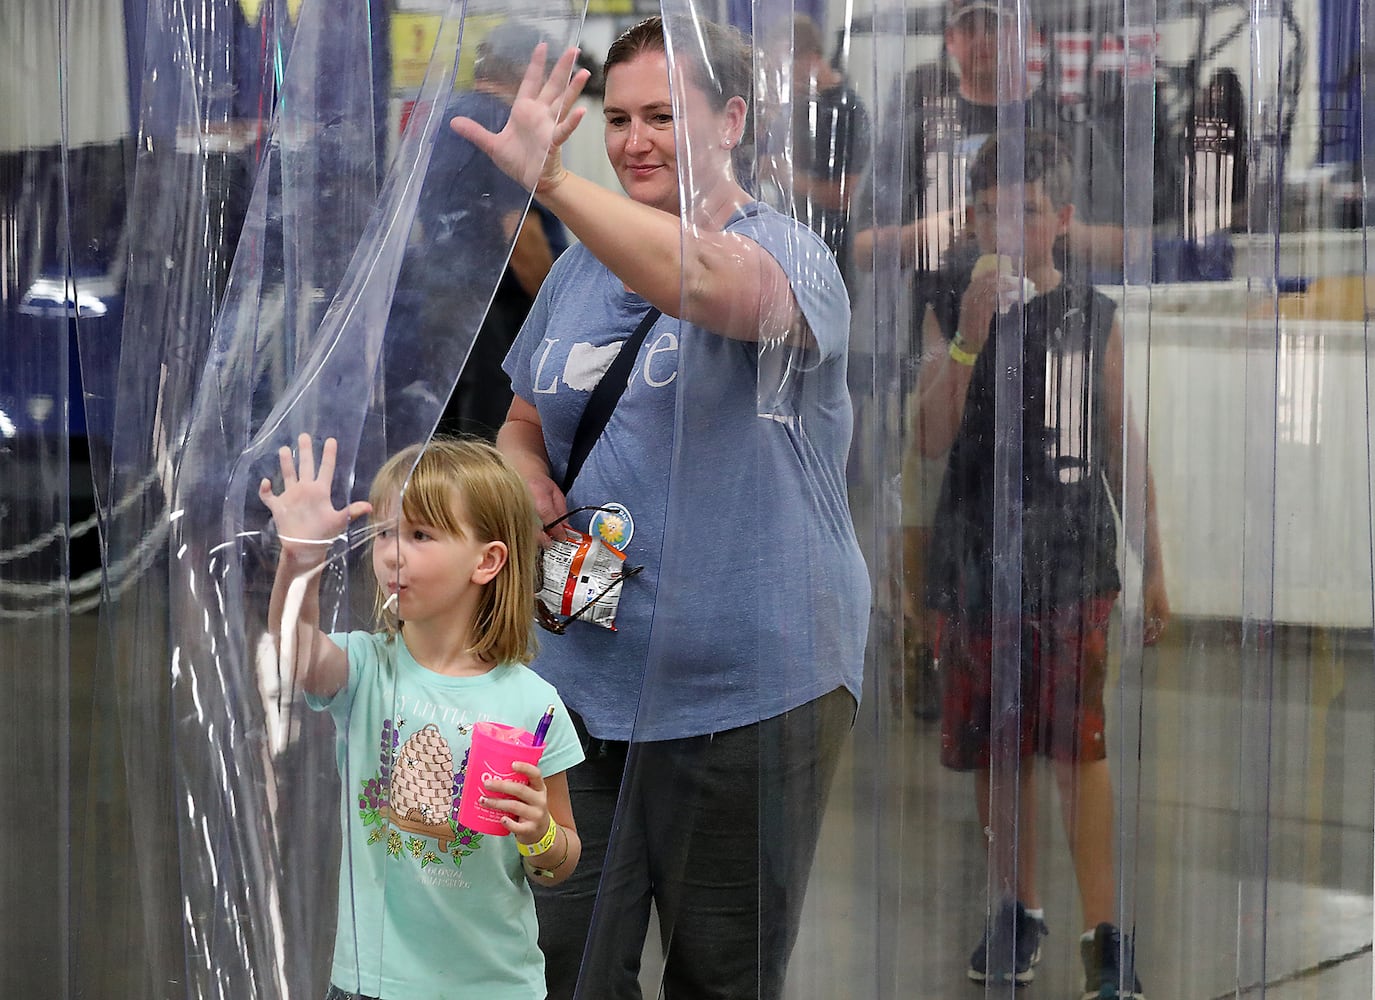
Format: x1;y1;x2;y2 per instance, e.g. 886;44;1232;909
237;0;304;22
391;13;443;92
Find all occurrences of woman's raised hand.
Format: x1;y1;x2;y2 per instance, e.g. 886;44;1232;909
450;44;590;195
259;434;372;563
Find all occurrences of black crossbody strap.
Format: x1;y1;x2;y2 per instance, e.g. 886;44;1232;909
560;306;661;495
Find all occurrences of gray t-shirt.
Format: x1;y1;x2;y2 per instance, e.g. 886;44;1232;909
504;202;869;741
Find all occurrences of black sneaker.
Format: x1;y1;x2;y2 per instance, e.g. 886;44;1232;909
1080;923;1146;999
968;900;1046;986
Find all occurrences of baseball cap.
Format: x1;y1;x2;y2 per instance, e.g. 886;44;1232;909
947;0;1028;23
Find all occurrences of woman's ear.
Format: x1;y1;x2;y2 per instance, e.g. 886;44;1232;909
1056;201;1075;237
722;94;748;147
471;540;509;586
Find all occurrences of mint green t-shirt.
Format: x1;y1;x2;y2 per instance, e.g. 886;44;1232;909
311;631;584;999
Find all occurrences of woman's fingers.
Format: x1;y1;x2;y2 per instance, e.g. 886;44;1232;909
560;68;591;122
537;46;580;107
451;45;586;193
316;436;338;483
517;41;551;102
552;102;587;148
295;432;316;481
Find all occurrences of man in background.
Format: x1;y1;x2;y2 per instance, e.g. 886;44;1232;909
760;14;871;276
396;21;567;440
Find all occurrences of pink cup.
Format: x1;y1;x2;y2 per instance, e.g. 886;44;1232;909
457;721;544;836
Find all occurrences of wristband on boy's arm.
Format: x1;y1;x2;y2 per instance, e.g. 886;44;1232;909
517;815;559;857
948;334;979;367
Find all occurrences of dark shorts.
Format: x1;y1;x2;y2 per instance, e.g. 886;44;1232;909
935;595;1117;770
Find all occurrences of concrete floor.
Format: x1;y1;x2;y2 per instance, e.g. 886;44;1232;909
771;618;1375;1000
4;611;1372;998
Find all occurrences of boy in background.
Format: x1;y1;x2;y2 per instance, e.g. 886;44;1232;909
912;130;1169;999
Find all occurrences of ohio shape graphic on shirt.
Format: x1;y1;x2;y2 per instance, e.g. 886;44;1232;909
561;341;621;391
357;717;485;869
532;328;680;397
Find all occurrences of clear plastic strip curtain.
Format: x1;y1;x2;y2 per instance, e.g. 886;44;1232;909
2;0;1373;997
2;0;579;995
1;0;80;992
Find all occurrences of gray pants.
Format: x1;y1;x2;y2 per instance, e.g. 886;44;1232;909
534;687;855;1000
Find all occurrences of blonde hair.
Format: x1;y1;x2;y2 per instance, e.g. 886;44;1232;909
367;438;539;666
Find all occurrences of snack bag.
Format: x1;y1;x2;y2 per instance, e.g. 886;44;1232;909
538;529;632;631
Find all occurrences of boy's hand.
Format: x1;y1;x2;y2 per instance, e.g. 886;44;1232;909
259;434;372;563
1143;570;1171;646
481;760;552;845
956;270;1003;355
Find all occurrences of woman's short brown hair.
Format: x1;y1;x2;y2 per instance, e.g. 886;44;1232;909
604;16;754;131
367;438;539;666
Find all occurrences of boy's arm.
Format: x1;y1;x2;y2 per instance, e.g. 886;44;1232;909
1101;319;1171;645
1064;218;1126;274
260;435;371;697
912;268;1001;457
502;208;556;299
912;305;971;456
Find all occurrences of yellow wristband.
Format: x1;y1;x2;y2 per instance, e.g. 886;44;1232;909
948;337;979;367
527;827;571;879
518;815;558;857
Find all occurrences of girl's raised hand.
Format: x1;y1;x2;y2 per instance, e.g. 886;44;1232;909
449;43;590;195
258;434;372;561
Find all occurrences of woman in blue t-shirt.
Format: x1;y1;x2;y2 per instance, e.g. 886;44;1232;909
452;16;869;1000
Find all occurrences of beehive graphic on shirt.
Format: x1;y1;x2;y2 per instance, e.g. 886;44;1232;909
385;723;460;847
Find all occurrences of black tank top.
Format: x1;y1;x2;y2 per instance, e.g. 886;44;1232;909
926;282;1123;617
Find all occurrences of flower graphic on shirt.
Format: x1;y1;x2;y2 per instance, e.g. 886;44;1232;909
357;718;485;870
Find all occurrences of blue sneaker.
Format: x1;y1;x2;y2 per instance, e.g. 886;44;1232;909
968;900;1046;986
1080;923;1145;999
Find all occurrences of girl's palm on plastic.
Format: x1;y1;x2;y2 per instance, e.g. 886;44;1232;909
259;434;372;553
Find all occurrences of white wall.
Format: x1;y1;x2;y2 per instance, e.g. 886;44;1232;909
0;0;130;150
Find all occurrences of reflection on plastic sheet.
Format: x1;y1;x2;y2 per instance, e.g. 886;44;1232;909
6;0;1375;995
